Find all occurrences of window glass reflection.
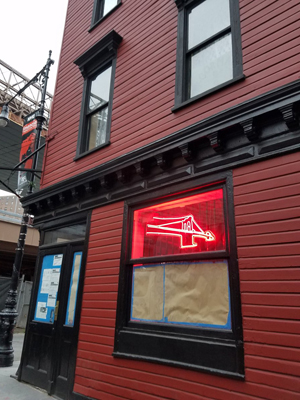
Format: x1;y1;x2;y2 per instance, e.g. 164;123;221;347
103;0;118;16
87;106;108;149
89;66;112;112
190;34;233;97
65;252;82;327
188;0;230;49
44;225;86;245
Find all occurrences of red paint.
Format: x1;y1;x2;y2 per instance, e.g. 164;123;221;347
73;154;300;399
38;0;300;396
40;0;300;188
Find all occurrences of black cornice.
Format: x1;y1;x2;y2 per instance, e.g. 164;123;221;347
174;0;190;10
74;30;122;78
21;80;300;224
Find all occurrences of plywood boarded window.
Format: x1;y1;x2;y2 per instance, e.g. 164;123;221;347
131;261;230;329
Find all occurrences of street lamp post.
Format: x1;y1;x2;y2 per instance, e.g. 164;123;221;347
0;51;54;367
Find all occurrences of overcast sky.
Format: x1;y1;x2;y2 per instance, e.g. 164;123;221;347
1;0;69;95
0;0;69;196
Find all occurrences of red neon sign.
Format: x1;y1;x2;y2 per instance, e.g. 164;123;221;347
146;215;215;248
131;188;225;259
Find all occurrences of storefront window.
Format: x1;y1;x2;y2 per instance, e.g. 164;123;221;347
114;181;244;378
130;188;230;329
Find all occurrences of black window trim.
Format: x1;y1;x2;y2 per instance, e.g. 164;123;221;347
113;172;244;379
74;30;122;160
173;0;244;111
89;0;122;32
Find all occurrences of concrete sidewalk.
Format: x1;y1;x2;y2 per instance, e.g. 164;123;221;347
0;333;55;399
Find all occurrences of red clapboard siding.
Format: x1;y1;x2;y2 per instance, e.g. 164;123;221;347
233;152;300;397
74;152;300;400
41;0;300;188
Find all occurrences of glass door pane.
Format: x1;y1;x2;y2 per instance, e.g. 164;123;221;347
65;252;83;327
34;254;63;323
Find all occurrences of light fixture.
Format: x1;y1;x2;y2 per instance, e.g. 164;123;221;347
0;104;9;127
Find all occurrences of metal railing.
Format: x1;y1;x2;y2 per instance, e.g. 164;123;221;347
0;209;22;224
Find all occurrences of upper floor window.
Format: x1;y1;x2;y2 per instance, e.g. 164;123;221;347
85;65;112;151
91;0;121;28
74;31;122;159
174;0;243;109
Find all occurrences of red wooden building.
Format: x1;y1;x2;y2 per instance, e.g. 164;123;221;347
19;0;300;399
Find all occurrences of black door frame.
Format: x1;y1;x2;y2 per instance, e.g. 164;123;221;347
51;241;85;399
19;211;91;399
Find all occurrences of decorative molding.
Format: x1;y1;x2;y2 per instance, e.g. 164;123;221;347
20;80;300;223
84;179;100;195
100;174;116;189
148;165;193;188
134;161;150;177
58;192;69;206
279;103;300;131
178;143;195;161
240;118;259;142
155;153;172;170
36;200;46;212
174;0;193;10
174;0;186;9
74;30;122;78
208;132;223;152
71;187;81;201
117;169;130;184
46;197;55;209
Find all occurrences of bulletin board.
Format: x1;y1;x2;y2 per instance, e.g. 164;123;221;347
34;254;63;323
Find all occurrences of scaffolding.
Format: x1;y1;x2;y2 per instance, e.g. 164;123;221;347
0;59;53;127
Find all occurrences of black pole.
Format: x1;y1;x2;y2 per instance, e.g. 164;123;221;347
0;167;42;172
28;51;54;195
0;214;31;367
0;51;54;367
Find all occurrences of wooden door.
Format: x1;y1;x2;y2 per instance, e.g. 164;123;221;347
21;241;85;399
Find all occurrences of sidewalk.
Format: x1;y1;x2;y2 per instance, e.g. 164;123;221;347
0;333;54;399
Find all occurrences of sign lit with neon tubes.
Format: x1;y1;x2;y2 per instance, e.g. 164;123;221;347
131;188;225;259
146;215;215;249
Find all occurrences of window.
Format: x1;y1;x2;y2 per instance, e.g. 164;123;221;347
114;178;244;378
85;66;112;151
91;0;121;27
74;31;122;158
174;0;243;108
43;224;86;245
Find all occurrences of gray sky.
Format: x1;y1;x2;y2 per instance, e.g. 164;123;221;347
0;0;69;196
1;0;69;95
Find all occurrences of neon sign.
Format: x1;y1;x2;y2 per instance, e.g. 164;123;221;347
146;215;215;248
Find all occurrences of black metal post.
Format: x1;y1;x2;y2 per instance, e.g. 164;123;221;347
0;51;54;367
28;51;54;195
0;214;31;367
